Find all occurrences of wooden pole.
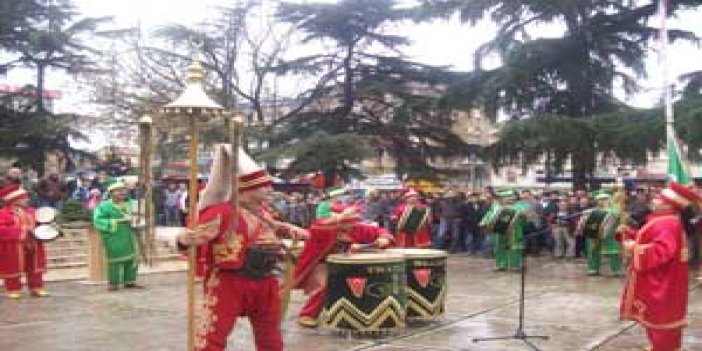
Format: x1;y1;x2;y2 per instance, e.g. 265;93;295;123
144;121;155;266
229;116;241;211
187;116;199;351
138;117;153;265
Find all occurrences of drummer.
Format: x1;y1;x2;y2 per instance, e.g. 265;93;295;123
391;189;432;248
0;182;49;299
293;206;393;328
480;189;528;271
576;191;622;276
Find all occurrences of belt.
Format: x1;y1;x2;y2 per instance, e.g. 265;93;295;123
220;268;276;280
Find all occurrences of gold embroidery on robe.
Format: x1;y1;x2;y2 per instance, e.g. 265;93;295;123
195;269;221;350
212;233;243;264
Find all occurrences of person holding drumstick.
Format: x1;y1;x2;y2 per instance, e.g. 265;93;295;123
391;189;432;248
293;206;393;328
575;192;622;276
0;181;49;299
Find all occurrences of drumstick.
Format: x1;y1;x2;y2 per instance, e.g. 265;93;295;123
348;243;378;253
279;234;299;322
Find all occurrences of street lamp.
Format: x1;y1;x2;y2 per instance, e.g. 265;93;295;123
160;56;225;351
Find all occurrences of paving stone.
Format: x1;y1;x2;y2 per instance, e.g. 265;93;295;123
0;256;700;351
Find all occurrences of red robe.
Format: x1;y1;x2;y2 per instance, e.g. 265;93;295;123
620;211;688;350
293;219;393;319
193;202;283;351
0;207;46;286
391;203;431;248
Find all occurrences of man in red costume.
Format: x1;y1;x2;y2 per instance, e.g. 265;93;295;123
619;181;700;351
0;183;49;299
391;189;432;248
177;145;306;351
293;207;393;328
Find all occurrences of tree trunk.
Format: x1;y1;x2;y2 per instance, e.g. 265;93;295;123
571;147;595;191
323;167;337;189
36;63;45;112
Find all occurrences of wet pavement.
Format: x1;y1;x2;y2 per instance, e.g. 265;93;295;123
1;255;700;351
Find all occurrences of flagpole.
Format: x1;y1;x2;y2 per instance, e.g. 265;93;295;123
660;0;675;135
660;0;692;185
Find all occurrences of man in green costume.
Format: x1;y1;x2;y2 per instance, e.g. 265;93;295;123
480;189;528;271
577;192;622;276
93;181;143;290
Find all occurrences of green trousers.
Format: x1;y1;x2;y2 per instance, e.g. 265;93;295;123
586;239;622;275
494;234;522;269
107;259;139;286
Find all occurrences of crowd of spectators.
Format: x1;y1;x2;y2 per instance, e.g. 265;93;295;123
263;186;702;266
4;167;121;211
6;166;700;266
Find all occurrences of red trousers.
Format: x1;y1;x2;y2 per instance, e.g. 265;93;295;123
298;264;327;319
197;271;282;351
2;244;44;293
299;287;326;319
646;327;682;351
4;273;43;292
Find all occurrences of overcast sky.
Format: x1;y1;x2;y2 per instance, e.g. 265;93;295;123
4;0;701;149
8;0;701;108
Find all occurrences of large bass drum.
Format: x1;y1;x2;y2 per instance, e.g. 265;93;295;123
580;209;617;239
323;253;406;335
387;248;448;322
396;206;430;234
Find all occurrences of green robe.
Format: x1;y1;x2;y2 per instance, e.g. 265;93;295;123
316;200;332;219
585;206;622;274
481;202;526;269
503;202;528;252
92;199;139;264
479;202;501;227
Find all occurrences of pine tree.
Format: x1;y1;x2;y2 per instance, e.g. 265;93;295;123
273;0;468;183
422;0;701;188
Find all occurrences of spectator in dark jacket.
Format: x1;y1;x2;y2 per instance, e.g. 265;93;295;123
462;193;483;254
36;171;67;209
438;191;463;252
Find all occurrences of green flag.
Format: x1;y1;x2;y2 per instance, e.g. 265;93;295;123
667;127;691;185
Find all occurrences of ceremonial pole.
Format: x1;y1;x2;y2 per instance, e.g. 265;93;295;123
161;55;225;351
228;116;242;218
138;115;154;265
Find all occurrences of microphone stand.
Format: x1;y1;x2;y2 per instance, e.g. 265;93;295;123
472;229;553;350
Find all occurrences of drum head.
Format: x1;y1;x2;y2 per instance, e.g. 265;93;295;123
36;207;57;224
327;252;404;264
387;248;448;259
34;225;60;241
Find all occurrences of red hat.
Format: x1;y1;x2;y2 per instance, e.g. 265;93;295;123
0;184;28;204
403;189;419;200
657;182;701;211
330;202;348;214
327;204;361;224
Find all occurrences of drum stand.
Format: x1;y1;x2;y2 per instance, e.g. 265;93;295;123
472;232;549;350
